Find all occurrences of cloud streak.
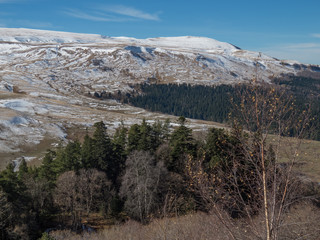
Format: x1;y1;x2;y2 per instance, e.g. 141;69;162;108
64;5;161;23
103;5;160;21
312;33;320;38
260;42;320;65
282;43;320;49
63;9;125;22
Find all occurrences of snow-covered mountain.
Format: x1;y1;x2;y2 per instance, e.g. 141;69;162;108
1;28;318;96
0;28;319;167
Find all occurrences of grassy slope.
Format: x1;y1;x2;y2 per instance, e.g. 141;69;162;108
273;137;320;182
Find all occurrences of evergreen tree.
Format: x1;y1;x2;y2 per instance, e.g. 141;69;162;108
54;141;81;174
18;157;28;181
38;150;56;184
168;117;196;174
127;124;141;152
111;124;128;184
92;121;113;172
0;163;22;202
204;128;232;170
80;134;95;169
139;119;153;151
113;123;128;155
150;119;170;150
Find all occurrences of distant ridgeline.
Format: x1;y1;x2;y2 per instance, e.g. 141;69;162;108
96;76;320;140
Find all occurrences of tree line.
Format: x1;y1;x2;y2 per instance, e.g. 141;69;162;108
126;83;234;123
120;81;320;140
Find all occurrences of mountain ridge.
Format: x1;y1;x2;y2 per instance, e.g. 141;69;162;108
2;27;318;97
0;28;238;51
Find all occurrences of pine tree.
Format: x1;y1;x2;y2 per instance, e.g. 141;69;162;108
92;121;113;172
168;117;195;174
139;119;153;151
54;141;81;173
0;163;21;202
18;157;28;181
111;124;128;184
39;150;56;184
80;134;95;169
127;124;141;152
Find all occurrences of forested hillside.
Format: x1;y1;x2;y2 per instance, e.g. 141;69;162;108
125;80;320;140
127;84;234;123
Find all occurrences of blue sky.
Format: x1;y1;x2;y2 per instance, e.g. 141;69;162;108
0;0;319;65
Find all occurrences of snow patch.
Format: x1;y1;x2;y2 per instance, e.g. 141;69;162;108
0;99;49;115
12;156;37;172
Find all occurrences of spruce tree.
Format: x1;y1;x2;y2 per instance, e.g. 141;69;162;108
92;121;113;172
18;157;28;181
39;150;56;184
168;117;195;174
80;134;95;169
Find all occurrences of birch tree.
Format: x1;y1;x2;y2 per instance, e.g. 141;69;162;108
120;150;166;223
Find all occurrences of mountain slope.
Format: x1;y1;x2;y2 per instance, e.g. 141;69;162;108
0;28;319;167
1;28;318;96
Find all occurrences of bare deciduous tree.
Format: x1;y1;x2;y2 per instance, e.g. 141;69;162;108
54;169;110;229
120;150;167;223
24;176;51;214
77;168;111;215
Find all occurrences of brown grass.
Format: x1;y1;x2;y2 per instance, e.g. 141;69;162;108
268;136;320;182
48;202;320;240
50;212;236;240
0;136;58;169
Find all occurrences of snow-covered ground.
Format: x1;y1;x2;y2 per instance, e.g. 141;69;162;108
0;28;318;166
0;27;309;97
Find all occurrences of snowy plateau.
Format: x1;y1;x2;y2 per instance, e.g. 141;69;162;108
0;28;319;167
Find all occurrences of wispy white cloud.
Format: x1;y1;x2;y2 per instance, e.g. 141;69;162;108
103;5;160;21
282;43;320;49
259;43;320;65
63;5;161;22
312;33;320;38
63;9;124;22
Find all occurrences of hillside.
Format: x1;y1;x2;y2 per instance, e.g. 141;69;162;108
0;28;320;167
